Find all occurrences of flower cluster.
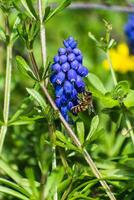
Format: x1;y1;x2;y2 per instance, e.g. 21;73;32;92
103;43;134;73
50;36;89;122
124;14;134;55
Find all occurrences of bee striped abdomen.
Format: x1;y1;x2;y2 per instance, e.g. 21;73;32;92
71;91;93;114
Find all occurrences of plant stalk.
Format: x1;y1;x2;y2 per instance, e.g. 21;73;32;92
106;51;117;86
38;0;47;70
0;42;12;154
40;83;116;200
37;1;116;198
106;50;134;146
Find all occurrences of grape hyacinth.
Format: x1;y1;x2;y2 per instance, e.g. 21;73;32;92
50;36;89;122
124;14;134;55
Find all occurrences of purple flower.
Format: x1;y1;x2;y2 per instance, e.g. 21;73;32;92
58;48;66;55
53;55;60;63
76;55;83;63
56;71;65;85
68;53;76;62
124;14;134;54
50;36;89;123
77;65;89;77
61;62;70;72
67;101;74;110
70;60;79;70
55;85;63;97
75;75;85;92
52;63;61;72
67;69;77;82
59;55;67;64
63;80;73;95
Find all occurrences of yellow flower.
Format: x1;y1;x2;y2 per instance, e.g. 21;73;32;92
103;43;134;73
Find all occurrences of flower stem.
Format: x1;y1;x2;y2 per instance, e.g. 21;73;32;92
40;83;116;200
0;42;12;155
106;50;134;146
38;0;47;70
106;51;117;86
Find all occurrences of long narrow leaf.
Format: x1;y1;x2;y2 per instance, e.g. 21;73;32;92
0;186;29;200
26;88;46;110
45;0;71;22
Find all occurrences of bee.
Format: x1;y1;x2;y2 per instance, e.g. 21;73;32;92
71;91;94;115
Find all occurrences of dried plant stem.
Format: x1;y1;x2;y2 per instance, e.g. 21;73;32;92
106;50;134;146
40;83;116;200
0;42;12;154
38;0;47;70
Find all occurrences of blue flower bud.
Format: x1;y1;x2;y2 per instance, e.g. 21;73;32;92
55;98;61;108
63;40;69;48
59;55;67;64
67;69;77;82
70;60;79;70
68;53;76;62
58;48;66;55
50;74;57;85
61;106;68;116
69;41;77;49
56;71;65;85
73;48;81;55
55;85;63;97
67;101;73;110
77;65;89;77
51;63;61;72
68;36;75;42
75;75;85;92
61;62;70;72
70;88;78;100
63;80;73;95
54;55;60;63
66;47;73;54
76;54;83;63
60;94;68;105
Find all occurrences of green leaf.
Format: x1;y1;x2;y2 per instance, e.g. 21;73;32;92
20;0;37;19
45;0;71;22
25;168;39;199
26;88;46;110
43;6;51;21
87;73;107;95
44;167;64;198
112;81;130;101
124;90;134;108
86;115;99;141
56;131;79;151
88;32;99;44
10;16;21;43
9;116;44;126
0;159;22;184
0;159;32;195
88;84;119;108
0;178;30;198
76;122;85;144
0;186;29;200
0;26;6;42
16;56;37;80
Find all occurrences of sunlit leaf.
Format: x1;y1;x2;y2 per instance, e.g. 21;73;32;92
45;0;71;22
26;88;46;110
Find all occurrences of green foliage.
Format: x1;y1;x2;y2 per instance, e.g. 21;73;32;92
0;0;134;200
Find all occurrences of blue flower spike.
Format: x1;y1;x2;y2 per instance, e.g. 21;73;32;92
50;36;89;123
124;14;134;55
